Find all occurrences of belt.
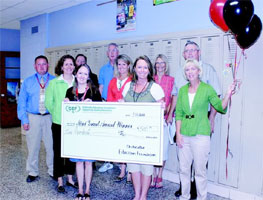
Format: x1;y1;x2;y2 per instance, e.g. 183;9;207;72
185;115;194;119
32;113;50;116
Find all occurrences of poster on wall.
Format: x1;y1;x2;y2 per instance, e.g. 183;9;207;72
7;82;19;103
116;0;136;32
153;0;179;6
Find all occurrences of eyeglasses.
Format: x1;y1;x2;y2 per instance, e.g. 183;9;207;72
184;49;199;53
155;62;165;65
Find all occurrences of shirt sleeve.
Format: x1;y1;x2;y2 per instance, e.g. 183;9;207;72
122;82;131;98
98;66;104;85
208;85;227;114
107;79;115;102
175;88;184;121
45;79;55;116
150;83;165;101
17;80;29;125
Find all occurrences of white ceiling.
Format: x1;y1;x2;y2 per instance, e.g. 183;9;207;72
0;0;93;29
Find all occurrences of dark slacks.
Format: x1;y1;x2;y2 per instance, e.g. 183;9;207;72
52;123;75;178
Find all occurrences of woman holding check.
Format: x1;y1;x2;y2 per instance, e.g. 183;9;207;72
176;59;236;200
64;64;102;200
122;55;164;200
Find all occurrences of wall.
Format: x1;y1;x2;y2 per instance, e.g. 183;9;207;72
20;14;49;79
0;29;20;51
20;0;263;199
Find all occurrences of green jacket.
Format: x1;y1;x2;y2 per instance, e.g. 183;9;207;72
176;81;227;136
45;77;73;125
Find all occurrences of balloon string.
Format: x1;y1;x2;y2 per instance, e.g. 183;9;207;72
225;45;244;179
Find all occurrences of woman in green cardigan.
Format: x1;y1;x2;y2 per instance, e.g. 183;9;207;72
176;59;236;200
45;55;77;193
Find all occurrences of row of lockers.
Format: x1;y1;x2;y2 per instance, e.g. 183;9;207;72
45;30;243;189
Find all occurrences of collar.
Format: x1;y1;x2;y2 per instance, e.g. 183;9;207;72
58;74;75;87
36;73;48;79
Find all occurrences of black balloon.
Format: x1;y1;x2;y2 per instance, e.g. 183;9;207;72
223;0;254;34
235;15;262;49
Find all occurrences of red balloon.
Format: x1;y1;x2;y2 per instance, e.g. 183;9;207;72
209;0;229;32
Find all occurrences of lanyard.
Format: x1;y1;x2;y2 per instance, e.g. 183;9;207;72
36;74;49;89
76;86;89;102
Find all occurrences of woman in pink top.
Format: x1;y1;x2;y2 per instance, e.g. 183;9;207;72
152;54;175;188
107;54;133;183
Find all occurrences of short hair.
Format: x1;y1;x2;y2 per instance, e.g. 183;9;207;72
184;40;200;51
132;55;154;82
183;59;203;81
35;55;48;64
55;54;75;76
154;54;169;75
75;54;87;63
108;42;118;49
114;54;133;77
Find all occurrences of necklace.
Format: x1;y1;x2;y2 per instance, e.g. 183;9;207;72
76;86;88;102
133;81;148;102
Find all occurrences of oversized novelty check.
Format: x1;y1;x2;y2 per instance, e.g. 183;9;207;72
61;102;163;165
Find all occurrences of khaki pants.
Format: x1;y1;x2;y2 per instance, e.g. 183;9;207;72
26;113;53;176
178;135;210;200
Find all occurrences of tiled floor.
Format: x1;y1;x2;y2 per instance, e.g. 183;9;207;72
0;127;229;200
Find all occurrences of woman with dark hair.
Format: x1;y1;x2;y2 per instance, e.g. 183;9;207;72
45;54;77;193
64;64;102;200
75;54;99;87
122;55;164;200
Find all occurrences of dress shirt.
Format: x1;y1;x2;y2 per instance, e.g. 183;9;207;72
17;72;55;125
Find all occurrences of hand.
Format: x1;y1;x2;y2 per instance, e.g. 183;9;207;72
176;133;184;148
64;98;70;102
23;123;29;131
209;117;215;134
166;114;173;125
84;98;92;102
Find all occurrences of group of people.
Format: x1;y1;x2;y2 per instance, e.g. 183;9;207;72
17;41;236;200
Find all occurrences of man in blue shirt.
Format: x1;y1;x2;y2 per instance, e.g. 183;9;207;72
98;43;119;101
17;55;55;183
98;43;119;172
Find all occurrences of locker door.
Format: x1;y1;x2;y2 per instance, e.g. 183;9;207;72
200;35;222;182
218;35;243;187
46;51;56;75
82;47;96;72
72;48;81;58
118;43;131;57
161;39;179;78
130;42;144;61
144;40;162;64
92;46;106;75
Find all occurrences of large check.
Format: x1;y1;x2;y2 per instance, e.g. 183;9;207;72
61;102;164;165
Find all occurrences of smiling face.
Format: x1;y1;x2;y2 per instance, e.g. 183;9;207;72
62;58;75;75
76;66;90;85
184;63;200;81
155;57;166;75
117;59;129;76
35;58;49;75
135;59;149;81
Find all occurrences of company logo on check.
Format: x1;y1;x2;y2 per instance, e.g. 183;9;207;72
66;105;81;113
